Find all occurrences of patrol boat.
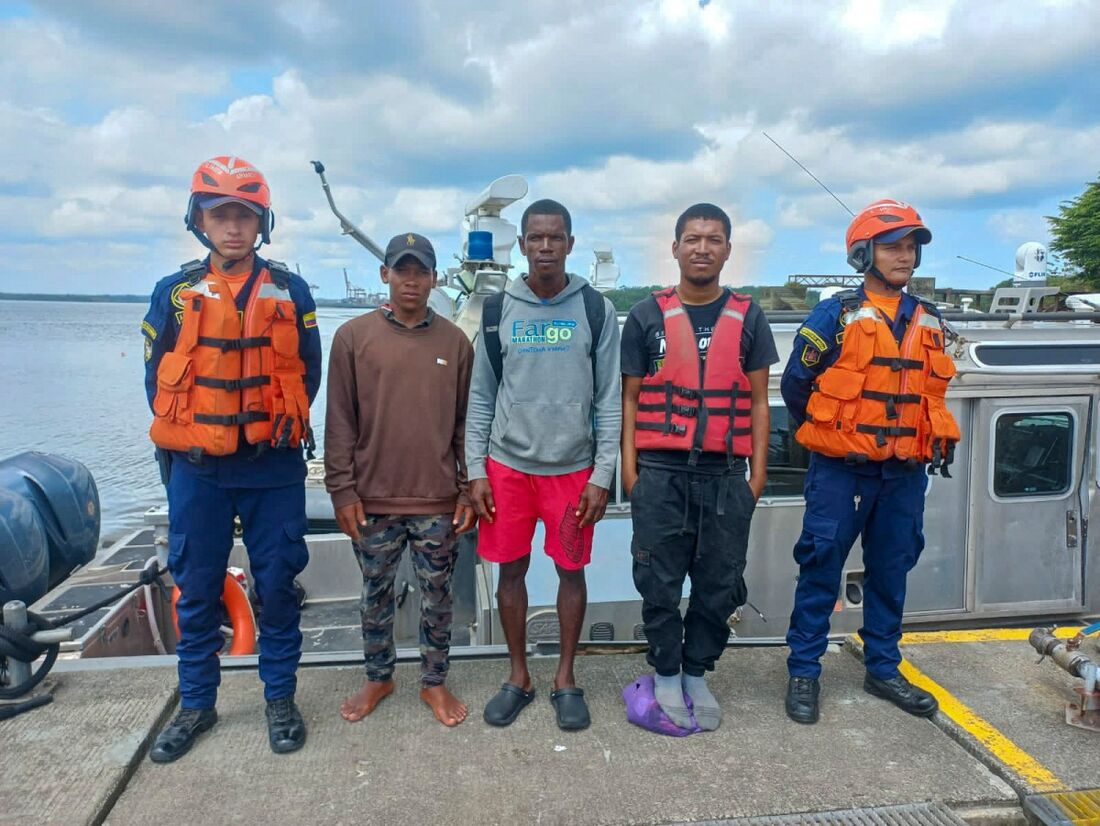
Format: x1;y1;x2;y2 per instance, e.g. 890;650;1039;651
15;167;1099;660
4;167;1100;826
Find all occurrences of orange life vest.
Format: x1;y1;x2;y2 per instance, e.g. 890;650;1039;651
150;262;312;458
635;288;754;464
796;295;961;474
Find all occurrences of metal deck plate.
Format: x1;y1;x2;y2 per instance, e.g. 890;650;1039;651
1025;790;1100;826
675;801;969;826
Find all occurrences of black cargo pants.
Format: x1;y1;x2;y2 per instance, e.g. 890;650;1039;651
630;463;755;677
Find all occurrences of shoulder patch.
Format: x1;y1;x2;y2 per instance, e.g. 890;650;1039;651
302;310;317;329
798;327;829;352
144;337;153;362
170;281;188;310
800;345;821;367
141;320;157;340
835;329;845;346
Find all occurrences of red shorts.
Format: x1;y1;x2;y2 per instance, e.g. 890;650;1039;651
476;457;595;570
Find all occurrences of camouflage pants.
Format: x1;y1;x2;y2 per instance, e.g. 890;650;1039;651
354;514;458;687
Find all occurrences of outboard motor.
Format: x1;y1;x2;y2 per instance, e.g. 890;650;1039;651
0;452;99;605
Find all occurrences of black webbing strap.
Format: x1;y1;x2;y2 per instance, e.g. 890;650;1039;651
861;390;921;420
856;423;918;447
637;421;686;435
639;383;699;399
638;402;698;417
194;375;271;391
194;411;270;426
870;356;924;372
197;335;272;352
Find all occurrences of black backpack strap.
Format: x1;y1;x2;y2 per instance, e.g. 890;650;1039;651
581;284;607;386
482;291;506;385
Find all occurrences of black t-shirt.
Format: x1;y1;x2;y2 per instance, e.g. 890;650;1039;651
621;290;779;471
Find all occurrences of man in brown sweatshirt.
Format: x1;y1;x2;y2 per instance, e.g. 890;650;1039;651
324;232;475;727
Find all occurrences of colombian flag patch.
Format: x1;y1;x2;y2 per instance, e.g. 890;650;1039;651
302;311;317;329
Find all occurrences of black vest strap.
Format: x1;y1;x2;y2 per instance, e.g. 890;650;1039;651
870;356;924;372
197;335;272;352
194;375;271;391
855;423;919;448
194;411;270;426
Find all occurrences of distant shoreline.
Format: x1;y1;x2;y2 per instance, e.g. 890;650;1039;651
0;293;371;308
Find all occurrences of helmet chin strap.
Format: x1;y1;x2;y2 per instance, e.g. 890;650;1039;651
867;264;906;293
190;227;264;272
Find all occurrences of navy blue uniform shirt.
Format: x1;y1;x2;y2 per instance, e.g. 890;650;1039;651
142;255;322;488
779;285;940;478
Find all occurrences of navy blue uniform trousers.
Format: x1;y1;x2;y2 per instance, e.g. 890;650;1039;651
786;455;926;680
167;460;309;708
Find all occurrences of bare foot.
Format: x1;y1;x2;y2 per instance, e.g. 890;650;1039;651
420;684;468;727
340;679;395;722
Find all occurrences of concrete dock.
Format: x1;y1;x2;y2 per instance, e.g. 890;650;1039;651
1;632;1097;826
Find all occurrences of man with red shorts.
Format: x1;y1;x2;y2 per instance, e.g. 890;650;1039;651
467;199;621;731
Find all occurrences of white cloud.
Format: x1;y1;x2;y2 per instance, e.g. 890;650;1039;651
1;1;1098;294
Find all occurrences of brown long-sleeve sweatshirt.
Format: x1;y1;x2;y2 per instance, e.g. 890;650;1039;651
324;309;473;515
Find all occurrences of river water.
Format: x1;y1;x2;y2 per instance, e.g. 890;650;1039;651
0;300;367;543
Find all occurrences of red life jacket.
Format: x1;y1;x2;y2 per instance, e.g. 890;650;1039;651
150;263;312;458
796;295;961;474
635;288;754;464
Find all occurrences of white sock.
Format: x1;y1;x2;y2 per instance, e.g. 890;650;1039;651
683;673;722;731
654;672;693;729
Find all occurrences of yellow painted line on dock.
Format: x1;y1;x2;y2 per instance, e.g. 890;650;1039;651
900;627;1083;645
897;656;1067;793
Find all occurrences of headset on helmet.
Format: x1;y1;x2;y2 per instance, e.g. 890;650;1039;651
845;199;932;276
185;156;275;253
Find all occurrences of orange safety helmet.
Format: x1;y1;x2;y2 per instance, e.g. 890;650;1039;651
185;155;274;248
845;199;931;274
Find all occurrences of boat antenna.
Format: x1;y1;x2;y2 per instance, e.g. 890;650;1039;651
762;131;854;217
955;255;1012;277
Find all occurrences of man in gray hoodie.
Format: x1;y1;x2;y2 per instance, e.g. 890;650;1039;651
467;199;621;731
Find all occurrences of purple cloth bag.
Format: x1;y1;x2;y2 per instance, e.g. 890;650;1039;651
622;673;702;737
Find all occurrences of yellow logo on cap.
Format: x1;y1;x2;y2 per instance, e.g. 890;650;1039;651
407;234;416;246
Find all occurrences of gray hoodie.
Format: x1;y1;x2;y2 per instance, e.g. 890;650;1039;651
465;274;621;488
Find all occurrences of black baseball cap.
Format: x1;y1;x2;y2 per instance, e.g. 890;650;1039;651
384;232;436;270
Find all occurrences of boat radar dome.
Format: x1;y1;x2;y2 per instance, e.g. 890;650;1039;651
1014;242;1049;284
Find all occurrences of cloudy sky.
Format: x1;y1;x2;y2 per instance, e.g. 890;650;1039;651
2;0;1097;297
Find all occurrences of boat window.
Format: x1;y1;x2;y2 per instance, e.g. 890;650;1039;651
974;343;1100;367
993;412;1074;497
766;405;812;497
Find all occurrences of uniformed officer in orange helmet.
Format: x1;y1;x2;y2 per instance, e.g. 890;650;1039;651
780;200;961;724
142;156;321;761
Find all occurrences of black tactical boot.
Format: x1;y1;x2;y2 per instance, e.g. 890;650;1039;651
149;707;218;763
864;673;938;717
266;696;307;754
785;676;820;724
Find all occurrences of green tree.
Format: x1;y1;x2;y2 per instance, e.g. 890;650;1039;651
1047;175;1100;288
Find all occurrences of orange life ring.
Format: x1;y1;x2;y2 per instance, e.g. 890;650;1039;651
170;572;257;656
